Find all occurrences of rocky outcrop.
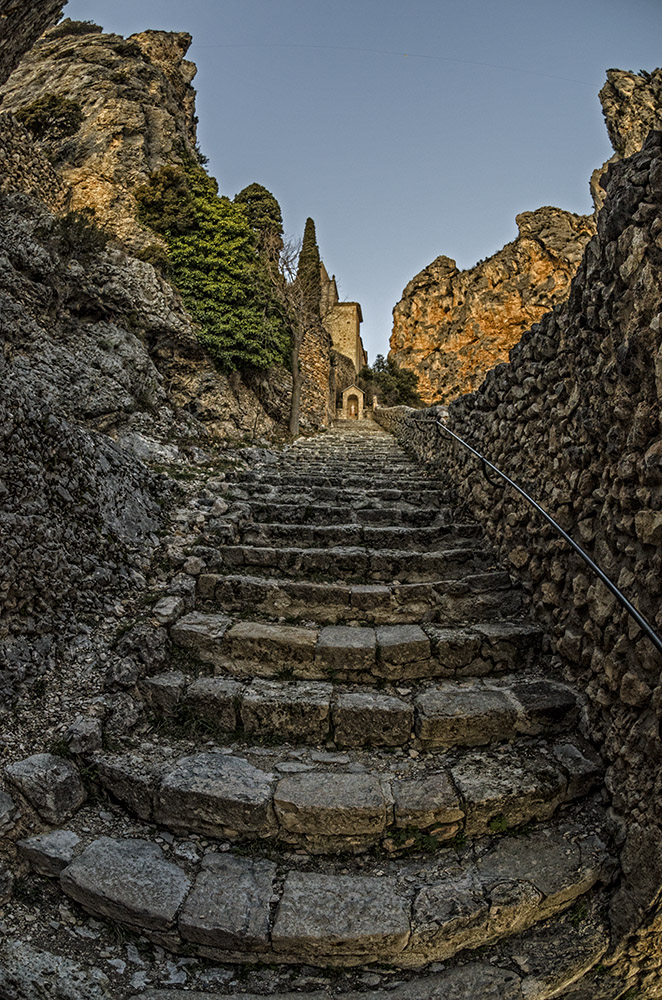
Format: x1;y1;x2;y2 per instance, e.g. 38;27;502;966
0;191;279;448
390;207;595;405
591;69;662;211
0;24;198;250
376;131;662;994
0;0;63;87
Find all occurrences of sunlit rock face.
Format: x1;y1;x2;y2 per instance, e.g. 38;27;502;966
0;25;198;250
591;68;662;211
389;206;595;405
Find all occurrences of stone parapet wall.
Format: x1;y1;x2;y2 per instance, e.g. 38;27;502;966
376;132;662;989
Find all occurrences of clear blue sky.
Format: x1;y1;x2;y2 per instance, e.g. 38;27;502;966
63;0;662;360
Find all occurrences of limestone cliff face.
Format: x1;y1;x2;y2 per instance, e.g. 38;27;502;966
0;24;198;249
591;69;662;211
390;207;595;405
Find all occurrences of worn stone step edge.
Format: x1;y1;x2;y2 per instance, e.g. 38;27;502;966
170;614;541;682
87;737;600;849
201;543;489;584
195;570;521;625
142;670;578;751
19;810;609;968
237;501;460;526
129;889;610;999
236;522;482;550
222;485;454;504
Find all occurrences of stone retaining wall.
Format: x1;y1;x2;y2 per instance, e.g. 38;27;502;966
376;132;662;981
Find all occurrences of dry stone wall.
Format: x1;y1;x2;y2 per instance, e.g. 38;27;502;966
376;132;662;991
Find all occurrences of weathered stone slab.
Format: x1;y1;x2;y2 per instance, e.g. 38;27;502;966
477;824;606;916
141;671;186;716
65;716;103;755
393;772;463;829
551;743;602;798
425;627;482;673
351;584;391;612
241;680;331;742
155;753;276;837
510;680;578;734
5;753;86;824
0;790;19;834
95;754;162;821
272;872;410;961
376;625;430;665
179;853;276;952
450;749;566;835
415;683;518;747
410;875;489;960
170;612;231;665
152;595;185;626
226;621;318;669
18;830;81;877
60;837;190;931
274;773;388;836
333;691;413;747
185;676;242;731
315;626;376;672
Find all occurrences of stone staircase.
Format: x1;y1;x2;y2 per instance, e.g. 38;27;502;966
10;421;614;997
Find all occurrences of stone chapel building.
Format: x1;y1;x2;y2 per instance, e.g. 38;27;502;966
320;263;369;420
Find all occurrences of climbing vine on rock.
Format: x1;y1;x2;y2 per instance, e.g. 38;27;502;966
135;160;290;373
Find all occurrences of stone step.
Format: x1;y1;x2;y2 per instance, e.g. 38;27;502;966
202;543;487;583
142;671;578;751
222;484;453;508
128;887;610;996
88;737;599;852
199;569;522;624
236;522;481;551
170;614;542;682
229;471;443;489
239;501;456;527
23;809;608;967
279;460;420;473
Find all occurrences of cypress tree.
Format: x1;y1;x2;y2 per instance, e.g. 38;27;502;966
296;217;321;322
234;183;284;258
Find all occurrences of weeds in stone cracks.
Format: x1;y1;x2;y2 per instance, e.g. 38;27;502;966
382;826;447;855
47;736;73;759
487;814;535;838
567;899;590;927
621;988;644;1000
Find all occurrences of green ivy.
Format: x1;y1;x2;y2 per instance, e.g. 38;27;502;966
136;160;290;372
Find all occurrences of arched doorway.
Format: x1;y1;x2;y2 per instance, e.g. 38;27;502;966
347;394;359;419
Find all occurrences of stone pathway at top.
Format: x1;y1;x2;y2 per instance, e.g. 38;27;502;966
9;421;614;998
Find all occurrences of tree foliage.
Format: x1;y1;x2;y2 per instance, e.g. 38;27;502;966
359;354;423;407
49;19;103;38
234;183;284;259
135;160;290;372
15;94;83;141
296;217;321;324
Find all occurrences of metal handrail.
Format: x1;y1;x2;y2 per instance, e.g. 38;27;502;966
413;414;662;657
